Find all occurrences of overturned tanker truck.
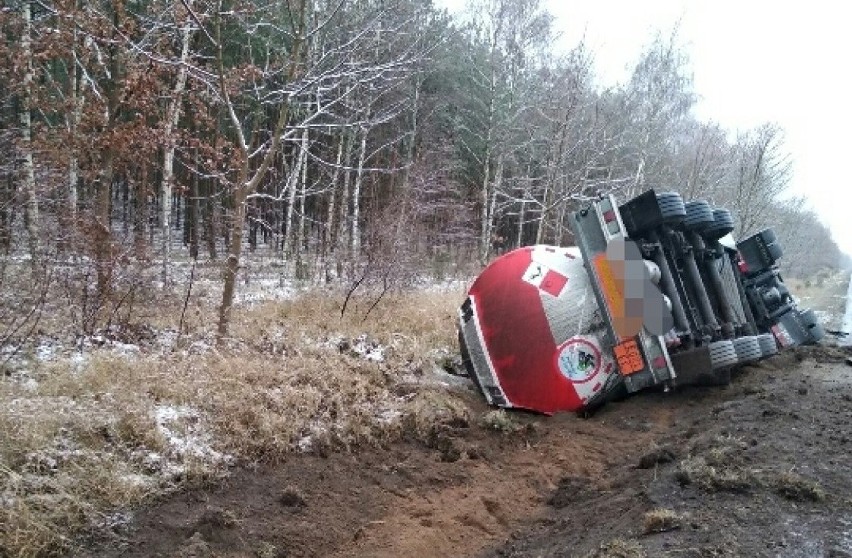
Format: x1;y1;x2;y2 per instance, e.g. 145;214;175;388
458;189;824;415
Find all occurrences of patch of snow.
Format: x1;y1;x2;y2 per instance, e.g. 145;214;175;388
154;404;232;468
21;377;38;392
155;329;180;350
120;474;155;489
418;277;471;293
839;514;852;552
99;511;134;531
352;334;385;362
70;351;88;373
234;278;296;305
375;408;403;425
111;342;141;356
296;435;313;453
35;343;56;361
187;339;213;355
842;273;852;346
294;421;329;453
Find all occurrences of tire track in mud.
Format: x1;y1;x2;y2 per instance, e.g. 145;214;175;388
83;394;681;558
328;412;671;558
490;354;852;558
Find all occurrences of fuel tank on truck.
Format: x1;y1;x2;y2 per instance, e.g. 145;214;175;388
458;245;621;414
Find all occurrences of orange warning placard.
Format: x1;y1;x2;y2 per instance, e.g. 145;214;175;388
614;338;644;375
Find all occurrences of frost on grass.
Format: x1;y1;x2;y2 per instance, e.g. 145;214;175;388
0;286;465;556
152;404;234;475
234;277;296;305
322;333;387;362
352;334;386;362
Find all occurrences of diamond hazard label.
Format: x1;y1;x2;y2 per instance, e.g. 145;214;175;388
522;262;568;297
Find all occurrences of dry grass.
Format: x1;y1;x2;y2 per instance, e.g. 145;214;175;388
401;389;471;443
674;435;759;494
676;436;828;504
770;471;826;502
585;538;646;558
479;409;522;433
675;456;757;494
0;286;468;557
642;508;682;534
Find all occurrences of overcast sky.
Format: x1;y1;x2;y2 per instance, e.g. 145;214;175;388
435;0;852;256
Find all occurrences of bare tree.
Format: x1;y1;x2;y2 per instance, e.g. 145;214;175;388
161;0;196;286
19;0;40;268
724;124;792;237
212;0;308;339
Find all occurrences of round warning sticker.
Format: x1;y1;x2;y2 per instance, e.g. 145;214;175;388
555;337;602;383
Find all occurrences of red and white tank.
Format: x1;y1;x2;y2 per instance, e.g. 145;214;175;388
459;245;619;414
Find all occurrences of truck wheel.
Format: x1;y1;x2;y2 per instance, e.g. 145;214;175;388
733;336;762;363
656;192;686;223
703;208;735;240
799;308;819;327
709;339;738;370
767;242;783;262
808;322;826;343
757;333;778;358
798;309;825;343
684;200;714;231
756;228;777;244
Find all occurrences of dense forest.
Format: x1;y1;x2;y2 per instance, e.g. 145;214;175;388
0;0;843;337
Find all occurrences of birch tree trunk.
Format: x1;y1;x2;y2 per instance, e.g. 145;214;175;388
282;127;309;275
67;8;83;228
536;114;570;245
517;174;528;249
93;6;124;299
160;1;194;287
96;149;115;298
484;153;503;257
351;123;369;263
20;0;40;269
479;134;492;264
400;76;421;193
296;133;308;278
337;130;354;276
323;136;344;282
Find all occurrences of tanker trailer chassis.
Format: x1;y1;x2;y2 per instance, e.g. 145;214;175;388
458;189;823;415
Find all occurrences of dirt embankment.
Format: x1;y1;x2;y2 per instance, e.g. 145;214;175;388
80;344;852;558
52;271;851;558
491;347;852;558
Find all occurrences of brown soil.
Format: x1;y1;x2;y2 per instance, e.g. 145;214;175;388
80;348;852;558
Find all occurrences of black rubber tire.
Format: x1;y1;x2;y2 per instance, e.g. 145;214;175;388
684;200;714;230
703;208;735;239
808;322;826;343
657;192;687;222
756;228;777;244
733;336;762;363
709;339;738;370
798;309;825;343
767;242;783;261
758;333;778;358
799;308;818;327
712;209;734;228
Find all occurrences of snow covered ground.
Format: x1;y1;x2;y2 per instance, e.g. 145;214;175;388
840;273;852;345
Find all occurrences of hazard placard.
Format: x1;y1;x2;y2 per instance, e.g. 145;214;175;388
614;337;644;375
